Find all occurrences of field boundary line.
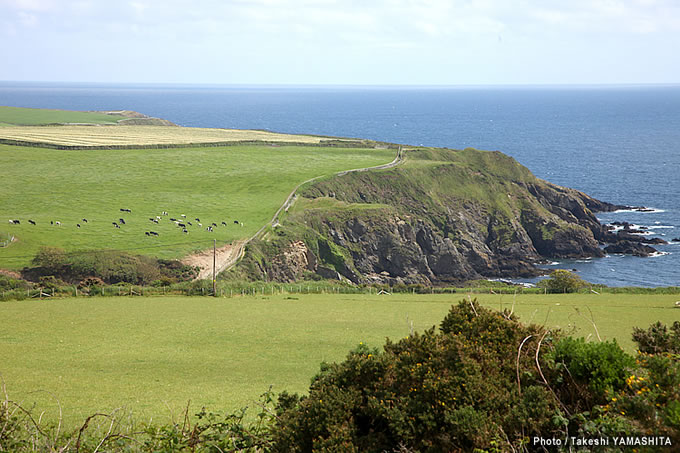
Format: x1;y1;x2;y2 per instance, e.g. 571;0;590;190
188;147;405;279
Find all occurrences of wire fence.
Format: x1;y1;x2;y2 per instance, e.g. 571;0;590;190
4;280;679;302
0;232;13;248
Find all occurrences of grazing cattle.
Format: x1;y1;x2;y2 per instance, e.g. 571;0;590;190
28;220;36;225
198;223;202;227
181;214;186;218
182;228;188;234
170;218;177;221
150;231;159;236
221;221;227;226
50;221;53;225
211;222;217;227
187;221;192;226
55;221;61;226
119;218;126;225
156;216;161;220
178;223;186;228
162;211;168;216
8;219;20;225
112;222;118;227
207;226;213;232
145;232;150;236
120;208;131;213
77;224;81;228
195;218;200;222
234;220;239;224
82;218;88;223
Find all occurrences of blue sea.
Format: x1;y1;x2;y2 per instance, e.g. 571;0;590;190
1;82;678;287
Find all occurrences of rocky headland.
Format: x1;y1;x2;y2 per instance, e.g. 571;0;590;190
226;147;660;285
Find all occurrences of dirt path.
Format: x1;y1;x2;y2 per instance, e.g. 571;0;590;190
183;147;404;280
182;240;246;280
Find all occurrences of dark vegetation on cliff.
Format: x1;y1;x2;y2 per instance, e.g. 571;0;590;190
225;147;647;286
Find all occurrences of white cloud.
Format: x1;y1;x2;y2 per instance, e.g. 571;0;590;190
17;10;37;26
1;0;678;83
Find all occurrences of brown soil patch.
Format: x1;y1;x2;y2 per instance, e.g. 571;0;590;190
182;241;246;280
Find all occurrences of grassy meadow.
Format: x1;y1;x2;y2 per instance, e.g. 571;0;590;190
0;144;394;268
0;292;676;427
0;106;126;126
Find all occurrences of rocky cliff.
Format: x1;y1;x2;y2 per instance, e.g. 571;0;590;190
225;147;651;285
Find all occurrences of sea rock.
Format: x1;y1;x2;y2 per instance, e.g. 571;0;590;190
604;241;658;257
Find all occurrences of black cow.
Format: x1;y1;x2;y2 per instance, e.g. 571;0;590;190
195;218;200;222
112;222;119;227
28;220;36;225
221;221;227;226
120;208;131;213
119;218;126;225
77;224;81;228
170;218;177;221
82;218;88;223
178;223;186;228
150;231;159;236
182;228;188;234
187;221;192;226
145;232;150;236
8;219;20;225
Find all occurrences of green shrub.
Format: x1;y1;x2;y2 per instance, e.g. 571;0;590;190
0;274;30;290
551;337;635;408
270;300;561;452
38;275;65;290
31;246;68;274
538;269;587;293
632;321;680;354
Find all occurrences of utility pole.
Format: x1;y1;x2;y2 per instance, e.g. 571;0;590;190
213;239;217;297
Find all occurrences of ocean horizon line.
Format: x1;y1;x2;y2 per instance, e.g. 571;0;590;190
1;81;679;91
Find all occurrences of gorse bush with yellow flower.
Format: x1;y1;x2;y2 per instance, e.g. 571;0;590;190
267;300;679;452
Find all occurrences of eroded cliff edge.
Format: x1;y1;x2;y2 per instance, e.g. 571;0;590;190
224;147;638;285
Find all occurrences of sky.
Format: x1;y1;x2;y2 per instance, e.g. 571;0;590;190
1;0;679;85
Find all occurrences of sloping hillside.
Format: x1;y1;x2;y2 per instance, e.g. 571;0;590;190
226;147;628;285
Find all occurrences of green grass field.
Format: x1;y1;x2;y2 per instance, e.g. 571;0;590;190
0;144;394;268
0;293;676;427
0;106;126;126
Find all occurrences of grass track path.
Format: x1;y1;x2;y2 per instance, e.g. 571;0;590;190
184;147;404;279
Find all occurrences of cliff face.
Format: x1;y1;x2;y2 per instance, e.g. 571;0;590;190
227;147;629;285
